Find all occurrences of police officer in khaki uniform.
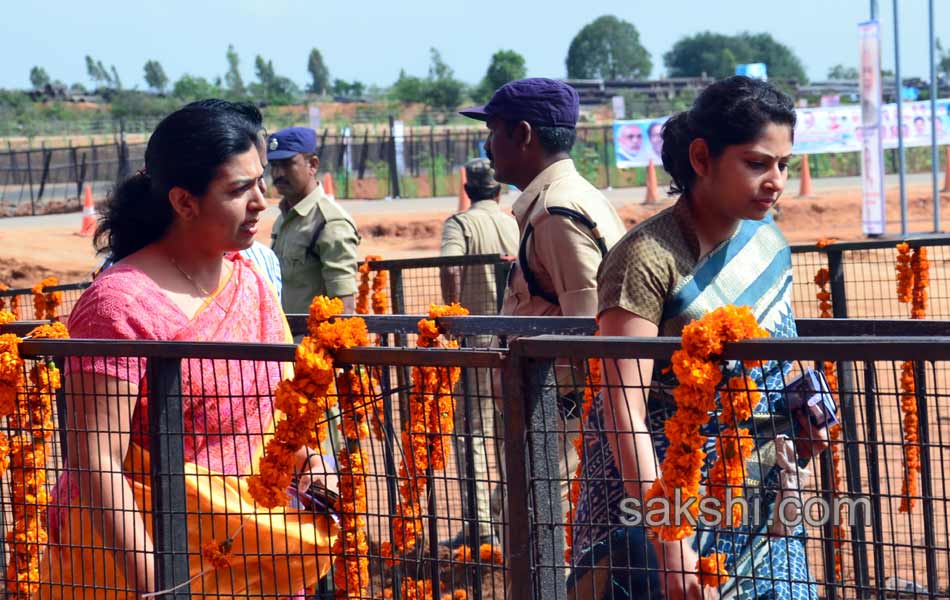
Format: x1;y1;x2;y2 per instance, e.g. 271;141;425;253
268;127;360;315
439;157;518;314
438;157;518;546
461;78;626;551
269;127;359;463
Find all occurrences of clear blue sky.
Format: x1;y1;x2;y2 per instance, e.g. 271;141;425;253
2;0;945;90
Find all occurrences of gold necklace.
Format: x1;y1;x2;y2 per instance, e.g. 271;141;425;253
171;257;217;298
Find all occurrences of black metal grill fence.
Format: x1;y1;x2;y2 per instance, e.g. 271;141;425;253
508;333;950;600
0;140;143;216
361;235;950;322
0;318;948;598
6;125;937;211
0;282;89;321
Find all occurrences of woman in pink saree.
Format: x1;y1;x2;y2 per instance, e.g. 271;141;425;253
39;100;334;599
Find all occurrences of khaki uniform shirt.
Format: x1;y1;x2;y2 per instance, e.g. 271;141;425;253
440;200;519;315
502;159;626;318
271;183;360;314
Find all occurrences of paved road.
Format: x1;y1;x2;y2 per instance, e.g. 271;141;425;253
0;171;942;232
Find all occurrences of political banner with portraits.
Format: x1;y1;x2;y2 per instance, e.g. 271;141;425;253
613;98;950;169
613;119;668;168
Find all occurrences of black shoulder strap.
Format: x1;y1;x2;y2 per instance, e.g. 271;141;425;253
518;206;609;306
305;210;328;260
448;214;469;255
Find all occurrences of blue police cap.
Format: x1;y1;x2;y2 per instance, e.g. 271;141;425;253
266;127;317;160
459;78;580;129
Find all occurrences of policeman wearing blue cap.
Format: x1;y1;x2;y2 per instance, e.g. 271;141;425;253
461;78;626;551
267;126;360;315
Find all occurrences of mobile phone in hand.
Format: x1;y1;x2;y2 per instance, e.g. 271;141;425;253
784;369;839;428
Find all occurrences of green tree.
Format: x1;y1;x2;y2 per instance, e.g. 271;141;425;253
390;69;427;103
225;44;245;97
173;75;223;102
251;55;302;105
389;49;465;111
143;60;169;93
307;48;330;95
331;79;364;98
29;67;50;90
742;33;806;82
566;15;652;79
85;55;112;88
663;31;807;82
476;49;527;101
827;64;859;80
424;48;465;110
937;39;950;80
110;65;123;90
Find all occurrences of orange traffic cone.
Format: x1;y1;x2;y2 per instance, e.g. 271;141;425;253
79;184;96;237
798;154;814;197
322;172;336;200
644;159;659;204
457;166;470;212
942;146;950;192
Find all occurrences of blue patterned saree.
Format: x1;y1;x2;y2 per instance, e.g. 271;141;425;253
569;215;819;600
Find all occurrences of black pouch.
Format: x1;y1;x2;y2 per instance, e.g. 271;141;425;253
288;481;341;520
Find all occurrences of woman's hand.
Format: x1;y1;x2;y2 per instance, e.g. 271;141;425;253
651;538;720;600
792;409;830;460
296;450;338;494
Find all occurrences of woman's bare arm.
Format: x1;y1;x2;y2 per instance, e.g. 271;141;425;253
66;372;155;593
599;307;660;504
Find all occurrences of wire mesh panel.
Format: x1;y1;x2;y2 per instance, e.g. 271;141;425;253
508;336;950;599
3;339;510;600
0;283;90;322
332;347;509;599
370;255;512;318
790;249;829;319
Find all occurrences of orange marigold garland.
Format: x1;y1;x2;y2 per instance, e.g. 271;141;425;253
248;296;369;508
646;305;768;543
389;304;467;557
565;354;602;562
356;256;380;315
642;306;767;588
815;260;845;578
704;377;758;527
4;322;67;598
10;295;20;321
200;539;233;571
895;244;929;513
31;277;63;322
332;448;370;598
356;256;389;317
697;551;730;589
371;265;389;315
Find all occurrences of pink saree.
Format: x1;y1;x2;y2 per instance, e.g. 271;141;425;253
40;255;333;599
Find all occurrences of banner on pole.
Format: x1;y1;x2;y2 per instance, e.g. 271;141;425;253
307;105;321;130
860;20;886;236
392;121;406;175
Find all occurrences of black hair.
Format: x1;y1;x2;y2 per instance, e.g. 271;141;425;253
661;76;796;196
536;125;576;154
913;116;925;124
96;99;264;260
464;182;501;201
504;121;577;155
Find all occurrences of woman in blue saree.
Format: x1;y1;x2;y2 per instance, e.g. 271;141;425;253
569;77;829;600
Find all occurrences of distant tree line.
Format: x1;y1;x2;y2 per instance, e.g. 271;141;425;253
19;16;948;123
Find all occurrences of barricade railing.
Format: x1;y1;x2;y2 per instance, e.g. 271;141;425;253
0;281;89;321
363;234;950;321
506;334;950;599
4;318;950;598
